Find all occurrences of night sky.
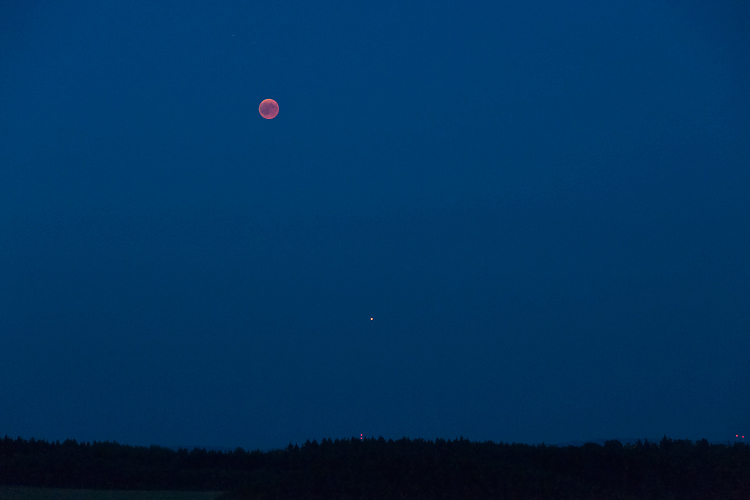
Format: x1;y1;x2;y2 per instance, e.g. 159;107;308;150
1;0;748;452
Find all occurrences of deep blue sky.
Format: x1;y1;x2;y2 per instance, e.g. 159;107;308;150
1;0;748;451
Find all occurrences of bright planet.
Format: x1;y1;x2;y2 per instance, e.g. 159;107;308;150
259;99;279;119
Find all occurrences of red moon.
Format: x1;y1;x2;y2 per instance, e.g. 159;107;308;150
259;99;279;119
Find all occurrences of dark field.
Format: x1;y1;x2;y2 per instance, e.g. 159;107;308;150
4;436;750;499
0;487;224;500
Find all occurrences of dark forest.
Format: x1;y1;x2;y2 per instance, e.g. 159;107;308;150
2;435;749;499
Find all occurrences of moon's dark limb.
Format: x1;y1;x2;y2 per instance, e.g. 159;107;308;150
259;99;279;119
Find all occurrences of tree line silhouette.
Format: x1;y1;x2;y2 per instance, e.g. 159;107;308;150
1;434;749;499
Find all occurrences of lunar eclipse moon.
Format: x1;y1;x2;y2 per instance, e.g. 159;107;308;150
259;99;279;119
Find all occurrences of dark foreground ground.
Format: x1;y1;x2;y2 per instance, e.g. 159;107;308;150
0;487;223;500
3;435;749;500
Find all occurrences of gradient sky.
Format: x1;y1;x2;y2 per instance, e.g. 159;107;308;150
1;0;748;451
